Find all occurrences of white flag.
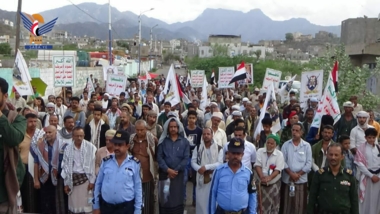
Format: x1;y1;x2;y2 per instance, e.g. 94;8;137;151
254;82;275;137
13;49;33;96
200;76;209;110
164;64;181;106
311;72;341;128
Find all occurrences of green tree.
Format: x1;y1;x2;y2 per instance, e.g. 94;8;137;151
285;33;294;42
254;50;262;60
0;43;11;55
307;44;380;110
116;40;130;50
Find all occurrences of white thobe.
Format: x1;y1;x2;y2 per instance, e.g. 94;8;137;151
191;145;223;214
357;143;380;214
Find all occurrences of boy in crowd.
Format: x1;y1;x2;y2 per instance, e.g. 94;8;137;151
339;135;356;176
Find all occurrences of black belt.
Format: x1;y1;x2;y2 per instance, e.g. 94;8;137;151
101;198;134;209
217;206;246;214
369;168;380;174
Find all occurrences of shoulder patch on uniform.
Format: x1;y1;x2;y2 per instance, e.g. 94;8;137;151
103;155;112;162
130;156;140;163
344;168;353;175
318;168;324;174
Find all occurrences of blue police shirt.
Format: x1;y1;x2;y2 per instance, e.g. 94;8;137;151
209;163;257;214
93;154;142;214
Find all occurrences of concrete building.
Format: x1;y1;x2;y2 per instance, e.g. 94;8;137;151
170;39;181;51
198;46;214;58
185;43;199;58
208;35;242;46
341;17;380;67
0;35;10;44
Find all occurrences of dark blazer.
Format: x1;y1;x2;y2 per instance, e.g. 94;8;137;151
84;123;110;148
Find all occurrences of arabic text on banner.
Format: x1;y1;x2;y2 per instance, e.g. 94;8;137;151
262;68;282;91
190;70;205;88
218;67;235;88
311;73;341;128
106;74;127;98
300;70;324;108
53;56;75;87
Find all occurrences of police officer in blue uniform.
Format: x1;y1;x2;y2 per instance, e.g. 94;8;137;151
209;137;257;214
93;130;142;214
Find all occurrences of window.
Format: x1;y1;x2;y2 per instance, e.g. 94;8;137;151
201;50;204;55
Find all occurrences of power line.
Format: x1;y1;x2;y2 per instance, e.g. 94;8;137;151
65;0;123;40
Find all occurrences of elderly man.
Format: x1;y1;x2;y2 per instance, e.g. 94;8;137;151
61;127;96;214
280;123;312;214
42;102;62;127
191;128;223;213
129;120;158;214
30;125;60;213
210;112;227;147
350;111;375;153
254;134;284;214
95;129;116;175
157;117;190;214
146;110;163;138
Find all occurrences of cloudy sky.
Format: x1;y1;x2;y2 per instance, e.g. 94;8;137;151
1;0;378;26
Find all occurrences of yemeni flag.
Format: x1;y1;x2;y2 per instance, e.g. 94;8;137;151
229;62;247;84
210;70;216;85
331;61;338;92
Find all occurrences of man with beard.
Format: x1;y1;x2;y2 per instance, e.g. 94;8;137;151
93;130;142;214
42;102;62;127
129;120;158;214
158;102;171;127
0;77;27;214
61;127;96;214
191;128;223;213
146;94;159;115
146;110;163;138
350;111;375;153
335;101;357;140
64;97;86;128
118;111;136;135
106;101;122;129
209;137;257;214
309;125;340;186
55;115;75;214
84;107;110;149
157;118;190;214
308;143;358;214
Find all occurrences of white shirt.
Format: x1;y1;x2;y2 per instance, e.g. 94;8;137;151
356;143;380;178
212;128;227;147
350;125;376;149
254;148;285;184
223;140;257;170
73;146;85;173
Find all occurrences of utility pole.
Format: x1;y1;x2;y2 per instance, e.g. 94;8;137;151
15;0;22;56
108;0;112;65
138;8;154;76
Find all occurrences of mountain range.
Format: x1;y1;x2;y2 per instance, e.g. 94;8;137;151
0;2;341;42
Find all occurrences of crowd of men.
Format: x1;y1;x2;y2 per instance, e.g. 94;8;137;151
0;73;378;214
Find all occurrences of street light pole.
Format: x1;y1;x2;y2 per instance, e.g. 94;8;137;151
138;8;154;76
150;24;158;72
